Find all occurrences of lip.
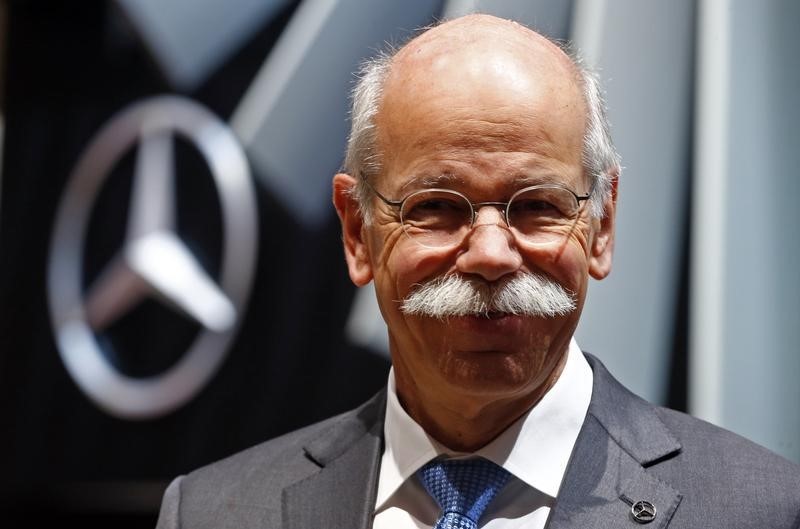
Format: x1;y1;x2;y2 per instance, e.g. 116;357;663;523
447;312;527;334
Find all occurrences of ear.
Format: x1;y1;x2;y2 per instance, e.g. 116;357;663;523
333;173;373;286
588;170;619;280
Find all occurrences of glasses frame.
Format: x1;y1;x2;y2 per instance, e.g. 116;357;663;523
365;178;594;247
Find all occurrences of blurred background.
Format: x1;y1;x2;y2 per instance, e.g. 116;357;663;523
0;0;797;526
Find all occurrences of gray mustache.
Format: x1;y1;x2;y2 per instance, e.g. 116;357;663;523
400;273;576;319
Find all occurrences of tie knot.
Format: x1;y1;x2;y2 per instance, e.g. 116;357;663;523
417;458;511;528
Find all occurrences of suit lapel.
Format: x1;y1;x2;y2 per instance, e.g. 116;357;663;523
283;391;385;529
546;355;684;529
281;356;685;528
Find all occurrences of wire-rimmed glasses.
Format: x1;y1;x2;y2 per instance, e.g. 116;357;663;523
367;180;593;248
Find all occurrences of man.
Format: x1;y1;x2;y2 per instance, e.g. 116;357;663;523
156;14;800;529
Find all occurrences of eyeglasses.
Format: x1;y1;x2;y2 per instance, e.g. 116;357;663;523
367;180;593;248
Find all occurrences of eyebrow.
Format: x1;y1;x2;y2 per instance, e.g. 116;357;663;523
399;172;566;193
398;173;463;192
512;174;567;187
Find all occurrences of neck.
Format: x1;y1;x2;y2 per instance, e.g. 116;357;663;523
395;357;566;452
402;398;534;452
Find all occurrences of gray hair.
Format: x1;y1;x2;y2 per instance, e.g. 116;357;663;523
343;36;620;222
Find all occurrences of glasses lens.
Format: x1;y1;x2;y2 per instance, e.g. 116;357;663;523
400;189;472;247
507;186;580;244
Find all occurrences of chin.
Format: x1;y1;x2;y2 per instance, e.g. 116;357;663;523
437;349;543;396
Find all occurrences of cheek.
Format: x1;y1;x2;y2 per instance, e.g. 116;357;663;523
555;254;590;296
368;230;454;327
525;232;593;295
383;243;458;298
371;242;456;352
554;239;592;292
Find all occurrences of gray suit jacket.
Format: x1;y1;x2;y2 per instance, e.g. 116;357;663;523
156;355;800;528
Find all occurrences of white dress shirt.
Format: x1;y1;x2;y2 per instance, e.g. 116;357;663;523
373;339;593;529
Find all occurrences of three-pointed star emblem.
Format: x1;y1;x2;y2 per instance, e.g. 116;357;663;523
48;96;258;419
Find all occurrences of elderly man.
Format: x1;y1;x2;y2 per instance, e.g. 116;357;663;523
156;14;800;529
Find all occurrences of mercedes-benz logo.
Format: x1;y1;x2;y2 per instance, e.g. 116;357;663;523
630;499;657;524
47;95;258;419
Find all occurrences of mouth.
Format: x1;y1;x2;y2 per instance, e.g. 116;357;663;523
447;311;526;335
452;310;517;322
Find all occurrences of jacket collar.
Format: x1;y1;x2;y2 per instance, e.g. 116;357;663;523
282;391;386;529
545;354;683;529
584;354;682;466
281;353;685;529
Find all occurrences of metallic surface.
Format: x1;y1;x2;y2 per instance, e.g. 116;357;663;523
47;96;258;419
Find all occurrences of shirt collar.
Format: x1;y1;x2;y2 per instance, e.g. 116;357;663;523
375;338;593;508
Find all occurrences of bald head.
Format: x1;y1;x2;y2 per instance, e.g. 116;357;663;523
391;14;577;81
344;14;619;220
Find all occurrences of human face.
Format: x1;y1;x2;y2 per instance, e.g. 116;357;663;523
334;22;616;428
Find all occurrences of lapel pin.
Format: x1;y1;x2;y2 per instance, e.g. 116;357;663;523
631;500;657;524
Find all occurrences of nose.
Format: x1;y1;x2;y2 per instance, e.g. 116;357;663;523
455;206;522;282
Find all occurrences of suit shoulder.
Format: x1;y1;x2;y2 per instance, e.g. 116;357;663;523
656;405;799;475
652;406;800;525
584;354;799;526
187;414;334;482
587;353;800;481
170;392;385;526
173;416;335;518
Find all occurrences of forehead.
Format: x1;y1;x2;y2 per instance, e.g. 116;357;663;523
374;17;586;192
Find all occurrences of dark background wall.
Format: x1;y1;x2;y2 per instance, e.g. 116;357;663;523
0;0;444;525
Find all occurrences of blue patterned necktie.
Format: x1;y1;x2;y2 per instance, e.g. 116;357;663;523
417;458;512;529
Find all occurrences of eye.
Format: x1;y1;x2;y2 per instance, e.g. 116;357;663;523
509;198;559;214
412;197;464;212
401;191;471;229
509;187;577;219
